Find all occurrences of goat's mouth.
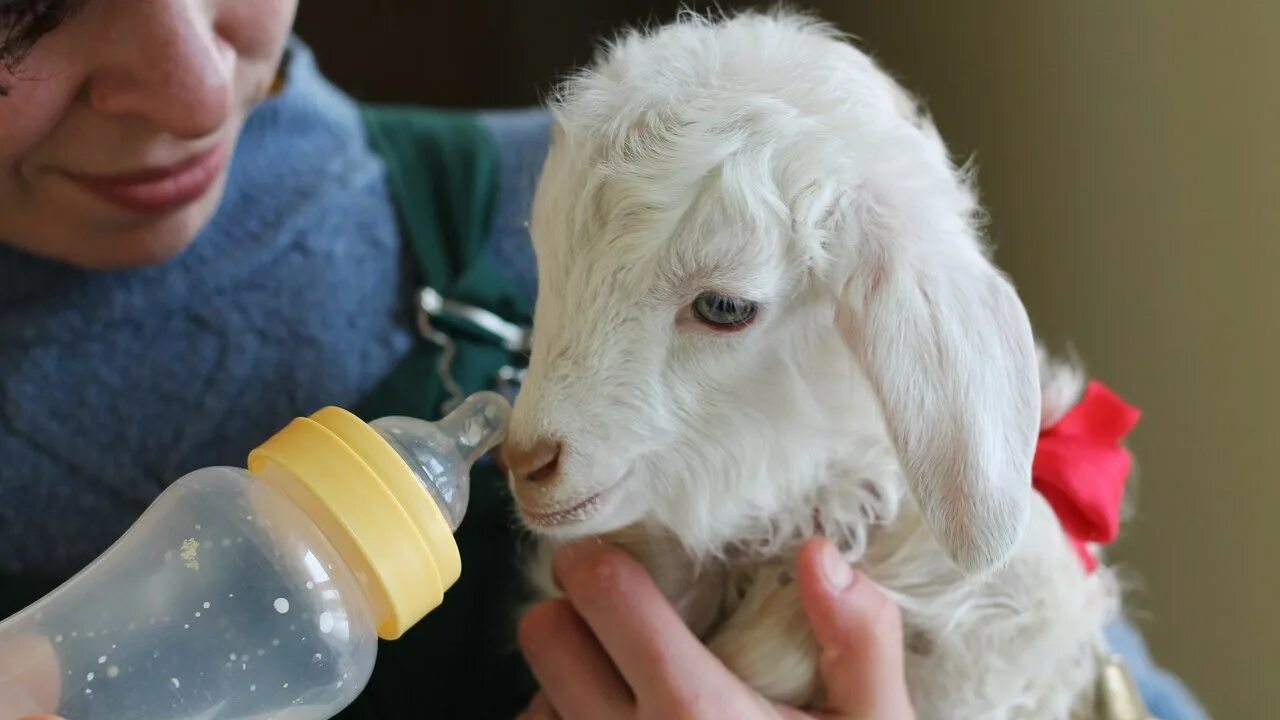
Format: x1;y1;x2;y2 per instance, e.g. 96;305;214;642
517;471;633;532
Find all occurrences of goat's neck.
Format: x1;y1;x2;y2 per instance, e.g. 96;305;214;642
603;525;728;638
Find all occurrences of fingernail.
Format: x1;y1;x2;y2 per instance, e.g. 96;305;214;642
821;541;855;590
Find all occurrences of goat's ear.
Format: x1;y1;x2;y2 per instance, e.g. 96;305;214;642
825;157;1041;575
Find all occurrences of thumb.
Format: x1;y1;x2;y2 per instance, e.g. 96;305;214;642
795;537;914;719
0;634;62;719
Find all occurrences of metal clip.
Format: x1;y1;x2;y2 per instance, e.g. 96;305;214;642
415;301;465;416
416;285;531;415
417;286;530;354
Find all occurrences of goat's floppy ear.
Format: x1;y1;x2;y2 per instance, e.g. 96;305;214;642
828;162;1041;575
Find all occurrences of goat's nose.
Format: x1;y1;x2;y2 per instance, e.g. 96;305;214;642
502;439;563;485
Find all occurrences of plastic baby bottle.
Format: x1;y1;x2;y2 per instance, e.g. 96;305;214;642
0;391;510;720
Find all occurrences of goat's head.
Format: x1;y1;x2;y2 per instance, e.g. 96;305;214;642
504;11;1040;573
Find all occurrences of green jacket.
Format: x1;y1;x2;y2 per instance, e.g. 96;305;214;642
338;106;541;719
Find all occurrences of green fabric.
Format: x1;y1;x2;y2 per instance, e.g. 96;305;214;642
336;105;537;719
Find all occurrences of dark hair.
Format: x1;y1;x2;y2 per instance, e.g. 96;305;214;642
0;0;84;96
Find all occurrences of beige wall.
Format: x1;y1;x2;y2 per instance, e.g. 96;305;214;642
825;3;1277;717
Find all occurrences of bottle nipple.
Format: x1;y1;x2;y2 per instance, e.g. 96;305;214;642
368;392;511;531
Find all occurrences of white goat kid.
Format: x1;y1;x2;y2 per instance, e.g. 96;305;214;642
504;11;1122;719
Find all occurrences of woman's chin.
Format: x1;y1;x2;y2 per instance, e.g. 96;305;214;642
83;182;226;269
13;171;227;271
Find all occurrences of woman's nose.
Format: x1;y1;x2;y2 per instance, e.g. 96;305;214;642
86;0;234;139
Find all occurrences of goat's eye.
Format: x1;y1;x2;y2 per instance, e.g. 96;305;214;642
692;292;758;330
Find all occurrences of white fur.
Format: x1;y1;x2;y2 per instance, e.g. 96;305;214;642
508;10;1122;719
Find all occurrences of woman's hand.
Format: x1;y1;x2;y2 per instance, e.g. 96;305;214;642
0;633;63;719
517;537;915;720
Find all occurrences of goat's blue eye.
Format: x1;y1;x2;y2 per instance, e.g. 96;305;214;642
692;292;758;330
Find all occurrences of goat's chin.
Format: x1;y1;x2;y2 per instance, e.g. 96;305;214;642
517;477;646;540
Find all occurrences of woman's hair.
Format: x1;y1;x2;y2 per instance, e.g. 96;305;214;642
1;0;84;96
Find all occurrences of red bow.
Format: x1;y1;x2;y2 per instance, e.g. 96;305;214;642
1032;380;1141;573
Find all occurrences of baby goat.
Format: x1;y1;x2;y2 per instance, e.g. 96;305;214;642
504;11;1131;719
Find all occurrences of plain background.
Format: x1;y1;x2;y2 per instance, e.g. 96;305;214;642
296;2;1277;716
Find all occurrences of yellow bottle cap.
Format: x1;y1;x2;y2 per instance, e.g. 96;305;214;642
247;407;461;640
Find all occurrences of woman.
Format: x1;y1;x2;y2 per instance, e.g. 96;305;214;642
0;2;1205;718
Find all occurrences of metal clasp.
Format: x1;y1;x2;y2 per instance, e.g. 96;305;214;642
417;286;530;354
415;286;531;414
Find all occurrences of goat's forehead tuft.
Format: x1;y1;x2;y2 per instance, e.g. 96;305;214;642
537;9;920;246
533;9;962;296
550;10;903;149
538;139;797;273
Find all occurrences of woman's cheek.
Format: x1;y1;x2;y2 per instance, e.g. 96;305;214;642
217;0;299;62
0;51;84;186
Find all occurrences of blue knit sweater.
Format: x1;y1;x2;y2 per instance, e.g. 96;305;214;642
0;41;547;579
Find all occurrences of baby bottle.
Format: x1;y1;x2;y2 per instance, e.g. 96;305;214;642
0;391;510;720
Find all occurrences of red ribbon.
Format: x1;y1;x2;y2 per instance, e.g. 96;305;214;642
1032;380;1141;573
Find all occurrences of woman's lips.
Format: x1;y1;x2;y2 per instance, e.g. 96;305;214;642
65;144;229;215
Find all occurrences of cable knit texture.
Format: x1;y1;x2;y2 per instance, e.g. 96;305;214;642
0;41;415;576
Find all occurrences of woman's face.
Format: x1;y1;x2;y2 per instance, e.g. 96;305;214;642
0;0;298;269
